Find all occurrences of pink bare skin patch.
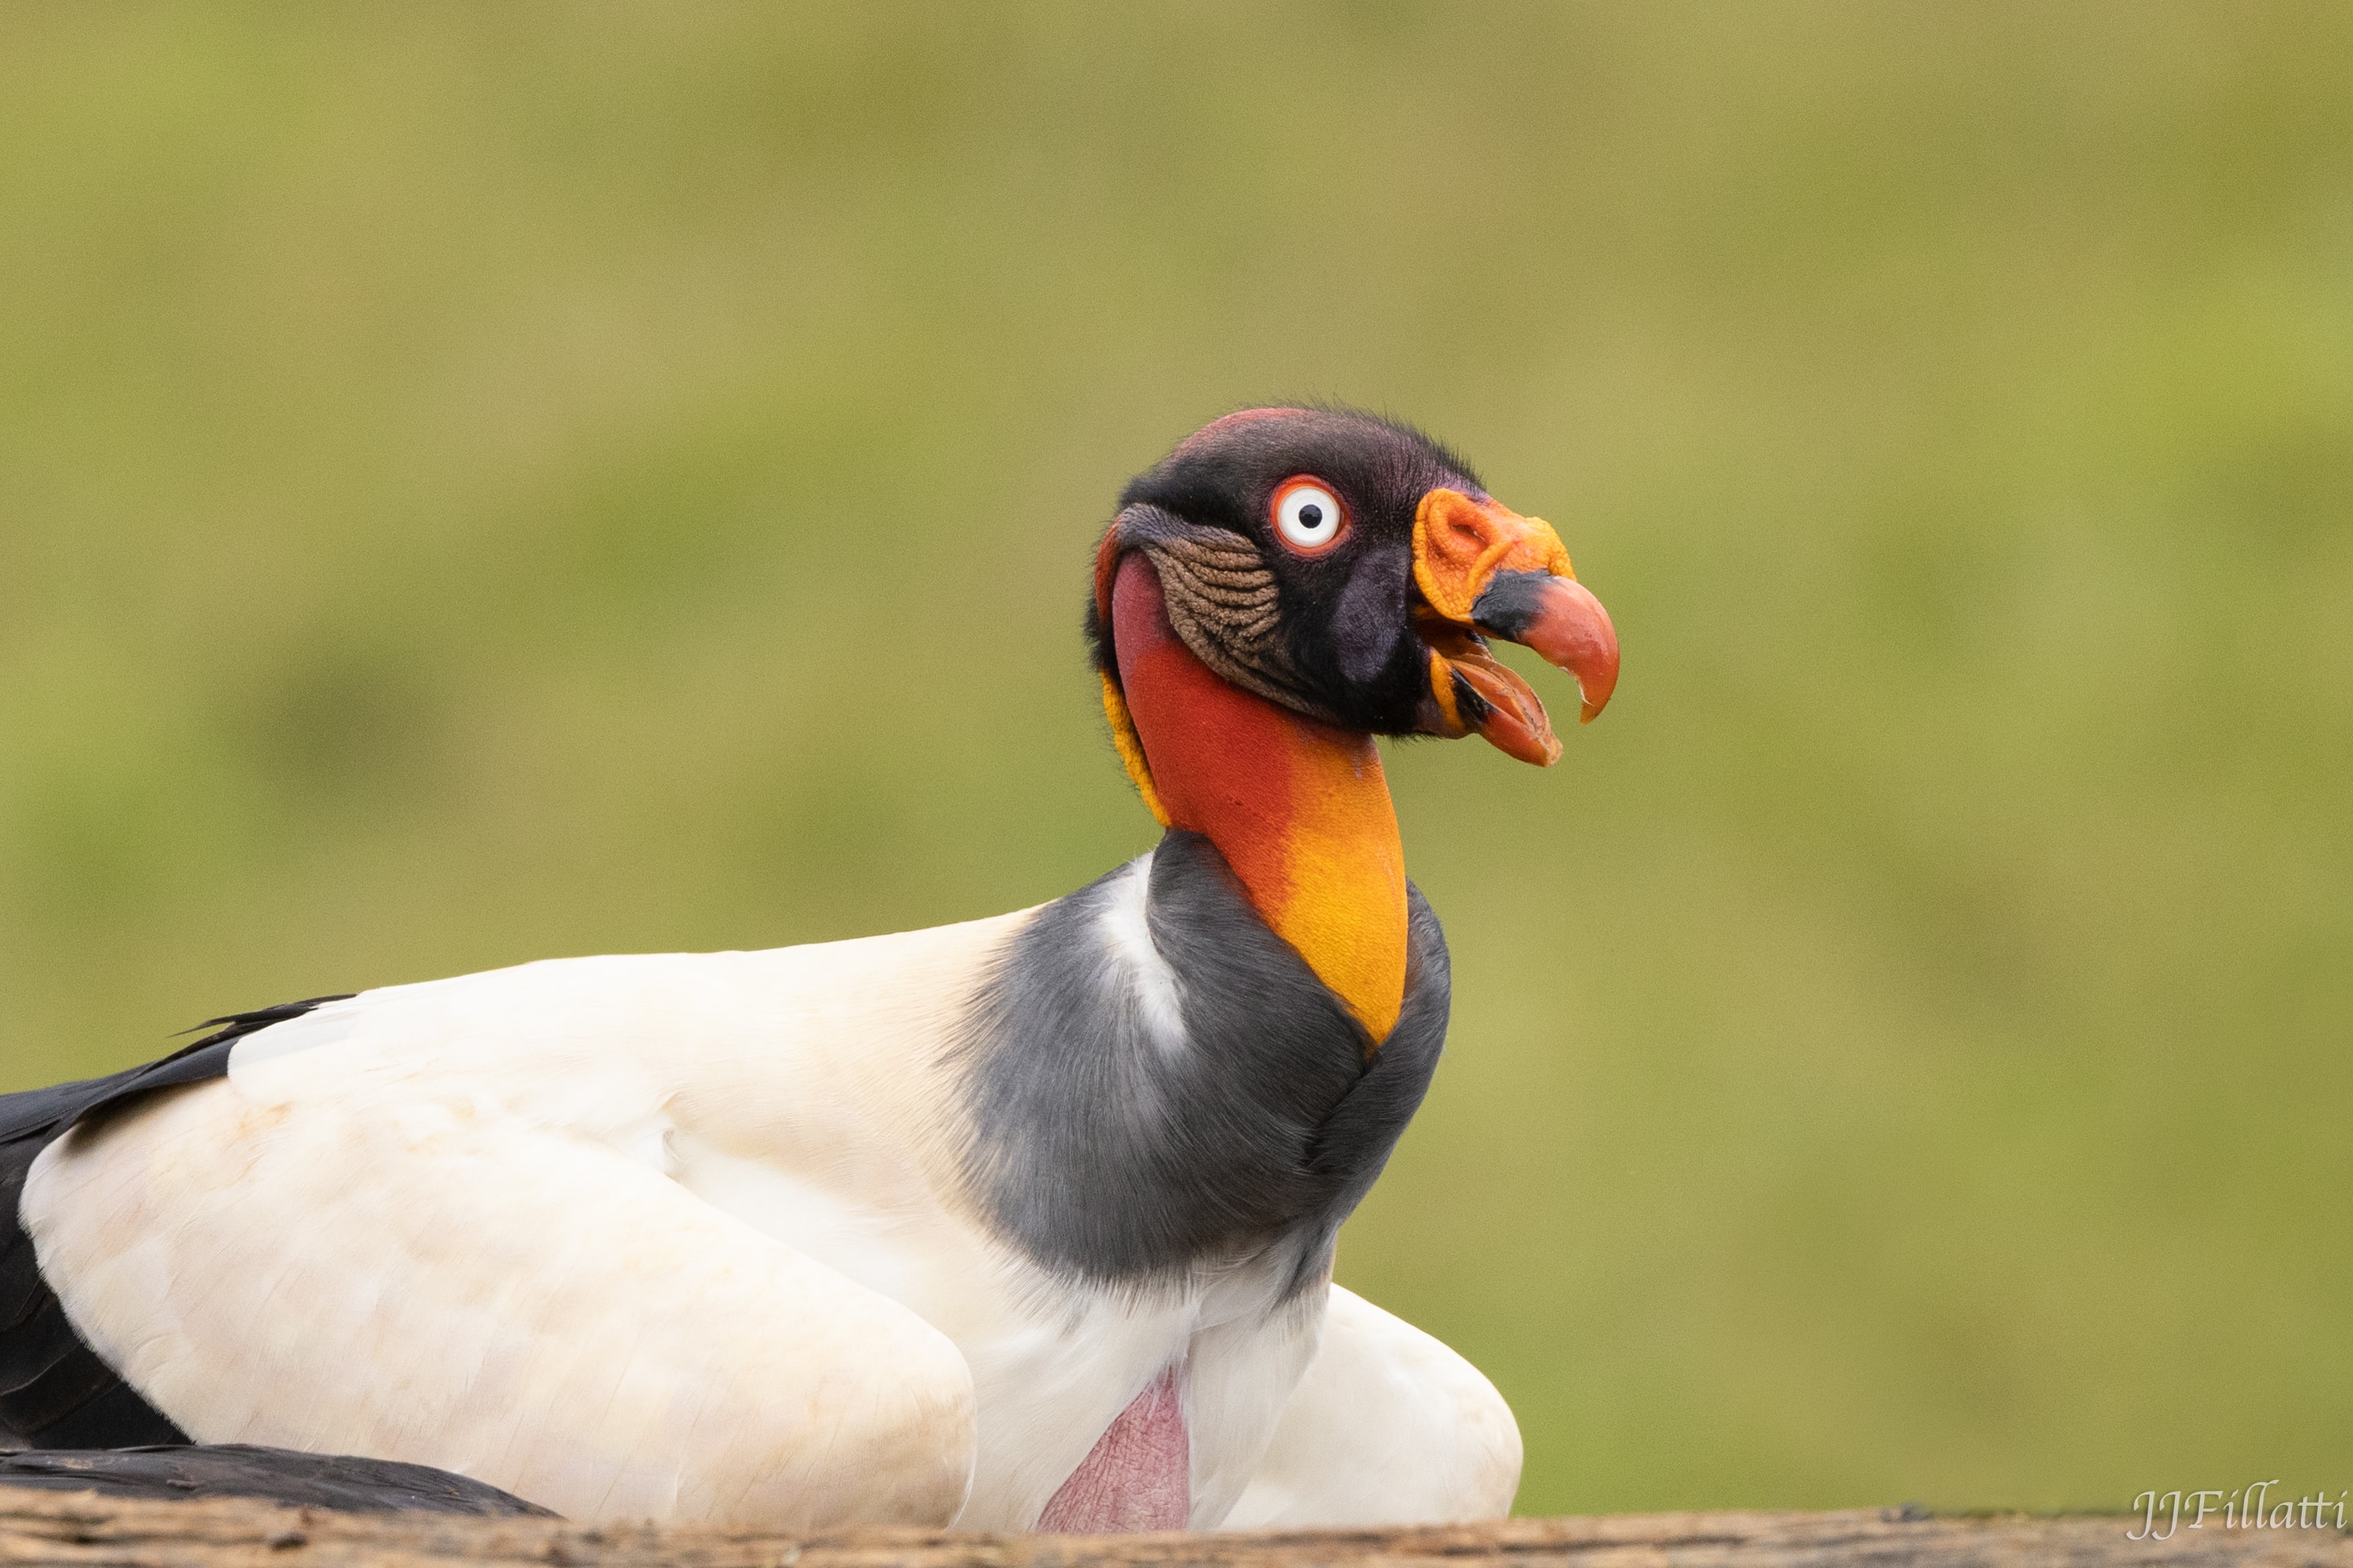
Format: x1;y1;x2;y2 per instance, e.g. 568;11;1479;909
1171;406;1309;459
1036;1368;1190;1533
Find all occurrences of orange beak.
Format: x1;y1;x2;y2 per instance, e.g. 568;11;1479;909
1412;488;1620;765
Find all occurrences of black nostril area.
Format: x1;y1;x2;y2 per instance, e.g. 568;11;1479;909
1468;569;1556;640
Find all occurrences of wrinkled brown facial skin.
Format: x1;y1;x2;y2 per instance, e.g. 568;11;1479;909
1088;407;1617;765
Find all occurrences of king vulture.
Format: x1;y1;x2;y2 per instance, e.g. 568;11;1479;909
0;407;1619;1531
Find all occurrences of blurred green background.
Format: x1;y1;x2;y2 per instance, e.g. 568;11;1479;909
1;1;2347;1518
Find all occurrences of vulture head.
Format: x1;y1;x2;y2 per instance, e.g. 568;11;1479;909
1087;406;1619;785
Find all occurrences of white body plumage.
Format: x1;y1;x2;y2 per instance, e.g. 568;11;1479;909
23;856;1519;1528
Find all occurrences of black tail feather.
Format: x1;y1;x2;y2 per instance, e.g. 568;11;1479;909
0;1444;554;1516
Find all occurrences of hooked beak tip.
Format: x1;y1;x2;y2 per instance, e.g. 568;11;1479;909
1471;571;1620;725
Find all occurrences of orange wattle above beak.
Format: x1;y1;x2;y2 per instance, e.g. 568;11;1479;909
1412;488;1621;764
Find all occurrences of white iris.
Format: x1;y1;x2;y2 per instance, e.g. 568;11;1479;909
1276;483;1343;549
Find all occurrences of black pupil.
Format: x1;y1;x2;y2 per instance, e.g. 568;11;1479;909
1297;503;1323;529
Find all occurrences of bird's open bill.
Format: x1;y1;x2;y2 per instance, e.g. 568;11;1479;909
1411;487;1621;764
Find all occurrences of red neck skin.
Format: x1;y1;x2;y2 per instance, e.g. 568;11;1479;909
1111;554;1408;1043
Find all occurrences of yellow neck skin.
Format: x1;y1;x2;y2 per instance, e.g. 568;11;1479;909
1108;554;1407;1044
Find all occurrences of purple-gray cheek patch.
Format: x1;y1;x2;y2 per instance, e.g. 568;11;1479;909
1333;554;1408;686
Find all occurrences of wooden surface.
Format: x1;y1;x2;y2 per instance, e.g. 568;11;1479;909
0;1495;2343;1568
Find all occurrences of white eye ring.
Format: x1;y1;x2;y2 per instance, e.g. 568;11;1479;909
1273;479;1347;553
